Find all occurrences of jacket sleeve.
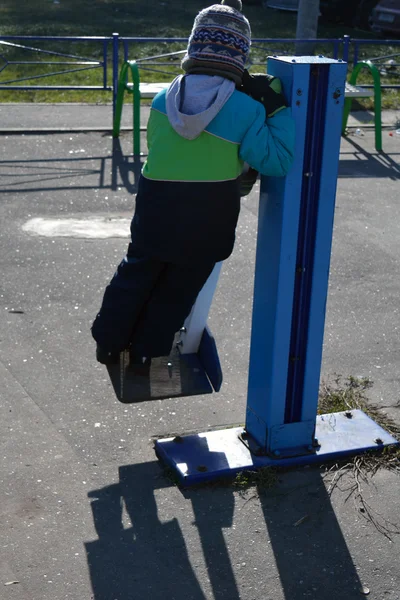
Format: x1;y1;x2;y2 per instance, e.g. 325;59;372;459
239;105;295;177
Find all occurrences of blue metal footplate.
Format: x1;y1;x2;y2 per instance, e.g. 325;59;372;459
106;327;222;404
155;410;398;486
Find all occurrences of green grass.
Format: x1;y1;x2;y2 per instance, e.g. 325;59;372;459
318;374;374;414
0;0;349;38
233;466;278;492
0;0;399;107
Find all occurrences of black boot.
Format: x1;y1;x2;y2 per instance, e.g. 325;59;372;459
129;353;152;376
96;344;120;365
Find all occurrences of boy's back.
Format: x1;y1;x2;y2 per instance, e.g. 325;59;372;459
132;75;294;264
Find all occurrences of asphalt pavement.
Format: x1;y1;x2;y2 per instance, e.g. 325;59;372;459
0;104;400;600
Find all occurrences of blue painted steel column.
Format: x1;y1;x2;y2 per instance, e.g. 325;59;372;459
245;58;312;451
246;57;347;455
300;62;347;423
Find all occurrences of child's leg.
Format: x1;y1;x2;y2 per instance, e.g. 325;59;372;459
91;243;166;354
130;261;215;358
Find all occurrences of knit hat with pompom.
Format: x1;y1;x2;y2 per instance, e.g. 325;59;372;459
182;0;251;85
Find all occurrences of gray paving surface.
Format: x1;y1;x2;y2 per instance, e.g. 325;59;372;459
0;102;399;131
0;106;400;600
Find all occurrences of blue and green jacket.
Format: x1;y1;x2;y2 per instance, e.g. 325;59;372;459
131;74;295;264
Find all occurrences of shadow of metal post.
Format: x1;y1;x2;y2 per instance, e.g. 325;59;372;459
259;468;364;599
111;137;143;194
339;136;400;180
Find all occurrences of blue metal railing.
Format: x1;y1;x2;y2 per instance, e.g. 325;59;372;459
0;35;112;90
118;36;344;109
120;36;343;64
0;33;399;117
350;38;400;89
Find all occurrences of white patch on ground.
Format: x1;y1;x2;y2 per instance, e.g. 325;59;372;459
22;217;131;239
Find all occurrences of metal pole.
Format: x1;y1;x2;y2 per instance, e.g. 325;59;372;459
349;61;382;151
128;61;141;157
112;61;128;138
354;41;359;67
342;34;351;63
102;39;108;90
112;33;119;123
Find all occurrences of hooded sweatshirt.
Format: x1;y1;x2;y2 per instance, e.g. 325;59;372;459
131;74;295;264
166;75;235;141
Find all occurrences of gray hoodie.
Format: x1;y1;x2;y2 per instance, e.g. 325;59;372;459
165;74;236;141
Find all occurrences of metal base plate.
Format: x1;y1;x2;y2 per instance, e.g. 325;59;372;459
106;347;212;403
155;410;399;486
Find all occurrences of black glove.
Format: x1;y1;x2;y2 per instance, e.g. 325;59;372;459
240;69;288;118
238;70;288;197
239;166;258;197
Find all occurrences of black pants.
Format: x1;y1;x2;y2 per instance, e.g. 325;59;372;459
92;243;215;357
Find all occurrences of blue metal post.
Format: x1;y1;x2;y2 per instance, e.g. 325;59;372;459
353;42;359;67
342;35;351;63
300;62;349;422
246;57;348;456
245;58;311;452
112;33;119;122
155;57;399;485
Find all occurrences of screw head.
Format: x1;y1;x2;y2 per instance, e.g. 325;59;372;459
197;465;208;472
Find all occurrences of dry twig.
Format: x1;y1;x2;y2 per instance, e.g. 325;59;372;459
320;376;400;540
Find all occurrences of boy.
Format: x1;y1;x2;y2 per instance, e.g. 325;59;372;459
92;0;295;365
